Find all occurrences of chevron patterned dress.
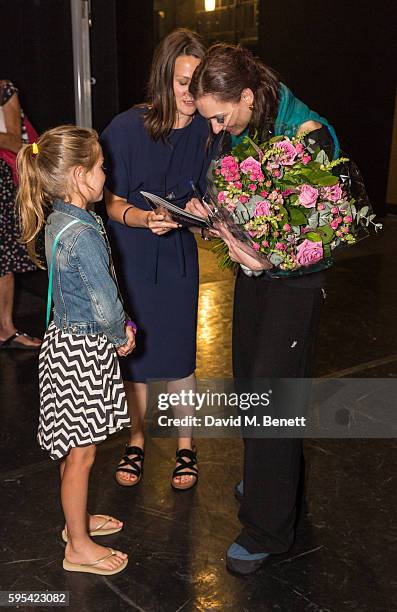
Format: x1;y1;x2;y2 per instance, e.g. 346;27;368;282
38;322;130;460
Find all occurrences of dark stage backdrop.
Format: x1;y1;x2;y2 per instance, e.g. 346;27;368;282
0;0;75;133
2;0;395;212
1;0;154;134
90;1;154;132
258;0;397;214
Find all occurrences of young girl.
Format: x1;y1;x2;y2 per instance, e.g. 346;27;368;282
16;125;136;576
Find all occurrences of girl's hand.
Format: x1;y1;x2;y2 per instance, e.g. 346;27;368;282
217;225;273;271
185;198;210;218
147;211;180;235
116;326;136;357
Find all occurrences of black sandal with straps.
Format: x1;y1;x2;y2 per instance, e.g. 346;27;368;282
115;445;144;487
171;447;198;491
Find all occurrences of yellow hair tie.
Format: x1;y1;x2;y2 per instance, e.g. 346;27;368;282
32;142;39;155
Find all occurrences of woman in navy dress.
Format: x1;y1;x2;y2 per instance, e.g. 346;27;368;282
101;29;213;490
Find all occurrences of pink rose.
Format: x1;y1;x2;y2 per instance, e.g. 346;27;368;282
331;206;339;214
323;184;343;202
254;200;271;217
262;240;269;247
239;195;249;204
344;215;352;223
330;219;340;230
234;181;243;190
302;155;311;165
220;155;240;182
275;140;297;165
317;203;325;211
248;183;257;191
283;223;291;231
299;184;319;207
276;242;286;250
252;242;260;251
260;190;268;197
296;239;323;267
273;169;281;177
295;142;304;154
217;191;226;203
240;156;262;177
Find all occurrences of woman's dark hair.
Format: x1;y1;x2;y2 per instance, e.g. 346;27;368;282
189;43;280;137
142;29;206;141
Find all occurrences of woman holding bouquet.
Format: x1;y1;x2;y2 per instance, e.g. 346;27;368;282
101;29;214;491
187;43;339;574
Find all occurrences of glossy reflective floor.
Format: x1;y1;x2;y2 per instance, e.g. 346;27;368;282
1;219;397;611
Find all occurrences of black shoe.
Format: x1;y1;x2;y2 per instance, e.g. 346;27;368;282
115;445;144;487
226;542;270;575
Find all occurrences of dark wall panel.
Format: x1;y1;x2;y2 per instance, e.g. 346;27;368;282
258;1;397;212
1;0;75;133
89;0;154;132
2;0;154;136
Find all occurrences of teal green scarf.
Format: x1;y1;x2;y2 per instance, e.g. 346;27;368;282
231;82;340;158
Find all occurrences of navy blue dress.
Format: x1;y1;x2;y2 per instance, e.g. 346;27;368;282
101;107;212;382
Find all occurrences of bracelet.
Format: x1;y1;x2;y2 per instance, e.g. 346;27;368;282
126;319;137;334
122;206;134;226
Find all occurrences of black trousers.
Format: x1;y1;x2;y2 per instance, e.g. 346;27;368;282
232;270;325;554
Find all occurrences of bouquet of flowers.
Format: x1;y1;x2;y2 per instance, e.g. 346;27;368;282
208;132;382;275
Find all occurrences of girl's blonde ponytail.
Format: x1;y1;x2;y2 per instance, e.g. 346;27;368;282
16;143;50;267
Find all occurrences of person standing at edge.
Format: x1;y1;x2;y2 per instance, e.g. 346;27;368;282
187;43;339;574
101;29;215;491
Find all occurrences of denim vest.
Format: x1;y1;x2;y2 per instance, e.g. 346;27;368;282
45;199;127;346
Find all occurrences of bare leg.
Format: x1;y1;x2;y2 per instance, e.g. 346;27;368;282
168;373;197;486
0;272;41;347
59;458;122;534
62;445;127;570
116;381;147;484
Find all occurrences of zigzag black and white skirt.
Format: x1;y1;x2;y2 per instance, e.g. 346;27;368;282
38;322;130;460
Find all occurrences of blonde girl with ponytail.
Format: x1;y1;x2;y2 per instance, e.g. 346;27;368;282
16;125;136;575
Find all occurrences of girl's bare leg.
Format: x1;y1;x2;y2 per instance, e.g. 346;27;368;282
59;459;122;534
62;445;127;570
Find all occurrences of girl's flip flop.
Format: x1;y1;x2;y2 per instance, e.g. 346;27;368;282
63;548;128;575
61;514;123;543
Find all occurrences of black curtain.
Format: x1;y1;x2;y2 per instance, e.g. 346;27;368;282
1;0;154;134
0;0;75;133
258;1;397;213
